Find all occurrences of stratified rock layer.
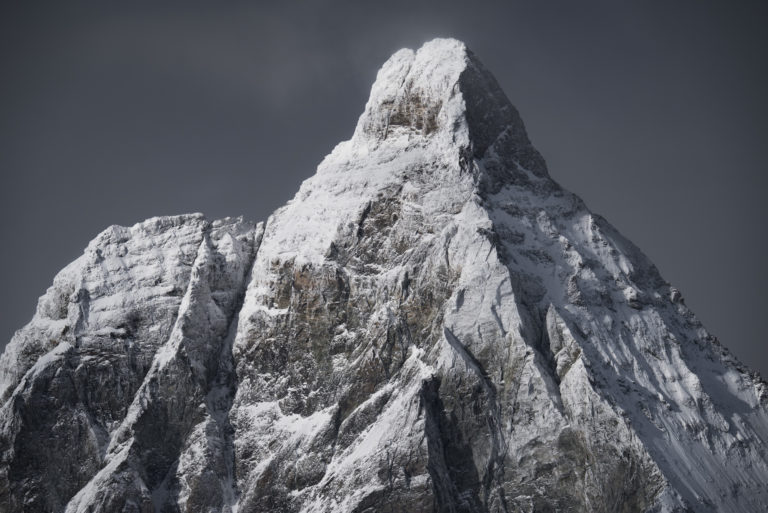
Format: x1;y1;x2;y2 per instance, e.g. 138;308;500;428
1;38;767;513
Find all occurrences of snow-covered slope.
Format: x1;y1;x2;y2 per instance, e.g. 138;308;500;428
1;38;766;513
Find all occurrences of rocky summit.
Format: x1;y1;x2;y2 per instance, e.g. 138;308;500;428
1;38;767;513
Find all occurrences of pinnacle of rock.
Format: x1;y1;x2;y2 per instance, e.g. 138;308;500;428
352;38;545;175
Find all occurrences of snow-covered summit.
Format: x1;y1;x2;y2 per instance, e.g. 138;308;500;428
353;38;471;140
256;39;548;266
1;38;767;513
351;38;545;173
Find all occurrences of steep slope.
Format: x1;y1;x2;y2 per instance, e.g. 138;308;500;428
1;38;767;513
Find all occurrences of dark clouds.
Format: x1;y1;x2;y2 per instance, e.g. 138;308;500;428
1;1;766;375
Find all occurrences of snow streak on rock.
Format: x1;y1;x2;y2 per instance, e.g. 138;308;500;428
1;38;767;513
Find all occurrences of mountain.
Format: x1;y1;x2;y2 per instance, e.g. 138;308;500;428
1;38;767;513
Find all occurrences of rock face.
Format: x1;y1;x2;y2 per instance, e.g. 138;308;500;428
1;38;767;513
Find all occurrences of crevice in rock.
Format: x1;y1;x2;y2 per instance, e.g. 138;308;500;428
210;221;265;511
443;328;508;512
420;376;484;513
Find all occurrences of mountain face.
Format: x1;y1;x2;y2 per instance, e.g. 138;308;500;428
1;38;767;513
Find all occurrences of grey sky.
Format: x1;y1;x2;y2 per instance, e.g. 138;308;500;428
1;1;766;376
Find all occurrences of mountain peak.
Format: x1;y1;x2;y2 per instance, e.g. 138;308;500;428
2;38;767;513
352;38;546;176
352;38;469;139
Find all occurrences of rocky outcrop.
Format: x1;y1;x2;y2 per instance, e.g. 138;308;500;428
1;38;767;513
0;215;258;512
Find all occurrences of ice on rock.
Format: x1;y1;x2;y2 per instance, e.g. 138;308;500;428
1;38;767;513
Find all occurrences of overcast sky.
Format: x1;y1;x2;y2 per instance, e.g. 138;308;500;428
1;1;766;376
